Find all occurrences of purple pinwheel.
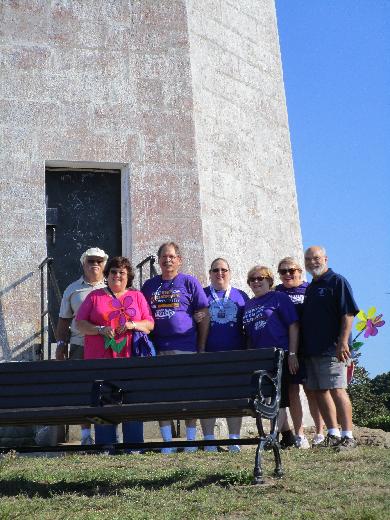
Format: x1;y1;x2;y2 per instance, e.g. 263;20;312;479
364;314;385;338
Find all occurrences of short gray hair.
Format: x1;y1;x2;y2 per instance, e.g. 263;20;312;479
304;245;327;257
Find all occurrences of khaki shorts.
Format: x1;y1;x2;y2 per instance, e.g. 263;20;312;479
305;356;347;390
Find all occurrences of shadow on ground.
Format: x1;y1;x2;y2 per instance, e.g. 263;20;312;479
0;468;256;497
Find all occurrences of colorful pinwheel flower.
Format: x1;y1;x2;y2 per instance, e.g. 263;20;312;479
108;295;136;327
352;306;385;351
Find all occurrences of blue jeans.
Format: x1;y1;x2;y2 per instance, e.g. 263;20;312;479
94;421;144;445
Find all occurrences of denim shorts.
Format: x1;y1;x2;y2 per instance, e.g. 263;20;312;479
305;356;347;390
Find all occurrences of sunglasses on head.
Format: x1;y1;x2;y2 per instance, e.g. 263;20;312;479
211;268;229;273
248;276;267;283
278;268;299;276
87;258;104;264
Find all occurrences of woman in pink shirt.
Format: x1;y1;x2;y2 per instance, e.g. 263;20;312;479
76;256;154;447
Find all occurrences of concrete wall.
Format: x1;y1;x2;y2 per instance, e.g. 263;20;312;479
0;0;302;360
187;0;303;288
0;1;205;359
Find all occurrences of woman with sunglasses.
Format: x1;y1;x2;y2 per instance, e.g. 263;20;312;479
243;265;299;449
198;258;249;452
275;257;325;448
76;256;154;447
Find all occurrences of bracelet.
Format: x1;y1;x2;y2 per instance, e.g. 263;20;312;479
57;340;67;348
288;352;296;356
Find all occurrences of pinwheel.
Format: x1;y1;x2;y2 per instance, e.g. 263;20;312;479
352;307;385;350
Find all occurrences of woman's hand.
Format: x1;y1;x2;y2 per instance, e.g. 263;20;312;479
99;326;115;338
116;321;136;335
116;319;154;335
193;310;207;323
288;354;299;375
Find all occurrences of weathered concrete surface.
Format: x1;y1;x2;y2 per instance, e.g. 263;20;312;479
0;0;302;360
187;0;302;287
0;1;204;359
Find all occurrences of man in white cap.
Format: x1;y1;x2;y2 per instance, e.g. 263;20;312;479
56;247;108;445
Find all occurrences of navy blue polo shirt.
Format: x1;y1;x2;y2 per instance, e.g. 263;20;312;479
301;269;359;357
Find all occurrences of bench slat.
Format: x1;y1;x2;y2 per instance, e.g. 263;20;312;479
0;359;277;386
0;349;278;374
0;399;256;426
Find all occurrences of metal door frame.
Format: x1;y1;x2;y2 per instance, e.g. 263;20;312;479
45;160;131;258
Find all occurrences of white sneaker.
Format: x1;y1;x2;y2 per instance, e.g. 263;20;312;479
312;434;325;447
228;444;241;453
295;436;310;449
81;434;93;446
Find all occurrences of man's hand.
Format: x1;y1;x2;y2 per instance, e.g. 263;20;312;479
336;340;351;363
288;354;299;375
55;342;68;360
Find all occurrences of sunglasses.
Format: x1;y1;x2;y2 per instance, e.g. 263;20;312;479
248;276;267;283
278;268;299;276
87;258;104;264
211;268;229;273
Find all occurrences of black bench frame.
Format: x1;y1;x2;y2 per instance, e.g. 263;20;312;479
0;348;284;484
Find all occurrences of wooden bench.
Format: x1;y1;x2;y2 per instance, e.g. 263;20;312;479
0;348;284;484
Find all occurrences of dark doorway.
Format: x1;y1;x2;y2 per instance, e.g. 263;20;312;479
45;168;122;344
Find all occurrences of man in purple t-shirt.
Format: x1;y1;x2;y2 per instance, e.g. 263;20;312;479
141;242;209;453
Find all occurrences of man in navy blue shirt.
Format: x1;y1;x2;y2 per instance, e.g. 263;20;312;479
302;246;359;450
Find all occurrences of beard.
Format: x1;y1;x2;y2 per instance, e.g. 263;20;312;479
308;265;327;277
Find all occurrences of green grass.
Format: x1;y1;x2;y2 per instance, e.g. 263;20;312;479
0;447;389;519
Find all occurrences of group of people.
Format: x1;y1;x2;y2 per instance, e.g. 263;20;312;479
56;242;359;452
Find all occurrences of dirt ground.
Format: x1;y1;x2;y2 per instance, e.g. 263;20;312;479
352;425;390;448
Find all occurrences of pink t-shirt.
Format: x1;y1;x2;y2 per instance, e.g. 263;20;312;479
76;288;154;360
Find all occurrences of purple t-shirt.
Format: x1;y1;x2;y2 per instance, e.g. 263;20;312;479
243;291;298;351
141;273;209;352
275;282;309;319
204;286;249;352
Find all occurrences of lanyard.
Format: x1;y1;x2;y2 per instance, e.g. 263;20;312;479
209;285;232;310
154;276;176;301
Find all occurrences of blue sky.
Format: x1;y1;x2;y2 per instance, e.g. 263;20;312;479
276;0;389;377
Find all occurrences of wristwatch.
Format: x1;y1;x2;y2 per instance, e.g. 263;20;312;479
288;352;296;356
96;326;105;335
57;340;67;348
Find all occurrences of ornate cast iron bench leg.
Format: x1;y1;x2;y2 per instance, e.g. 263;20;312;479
253;416;267;484
270;416;284;478
250;350;284;484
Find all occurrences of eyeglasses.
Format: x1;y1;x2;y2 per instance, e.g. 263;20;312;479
87;258;104;264
278;268;299;276
248;276;267;283
211;268;229;273
109;269;127;276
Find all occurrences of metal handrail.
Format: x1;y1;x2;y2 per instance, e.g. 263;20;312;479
38;257;61;359
136;255;157;288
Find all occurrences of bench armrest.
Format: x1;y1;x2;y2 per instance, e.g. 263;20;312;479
249;350;284;420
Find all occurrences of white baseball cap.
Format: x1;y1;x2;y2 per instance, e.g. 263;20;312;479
80;247;108;265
